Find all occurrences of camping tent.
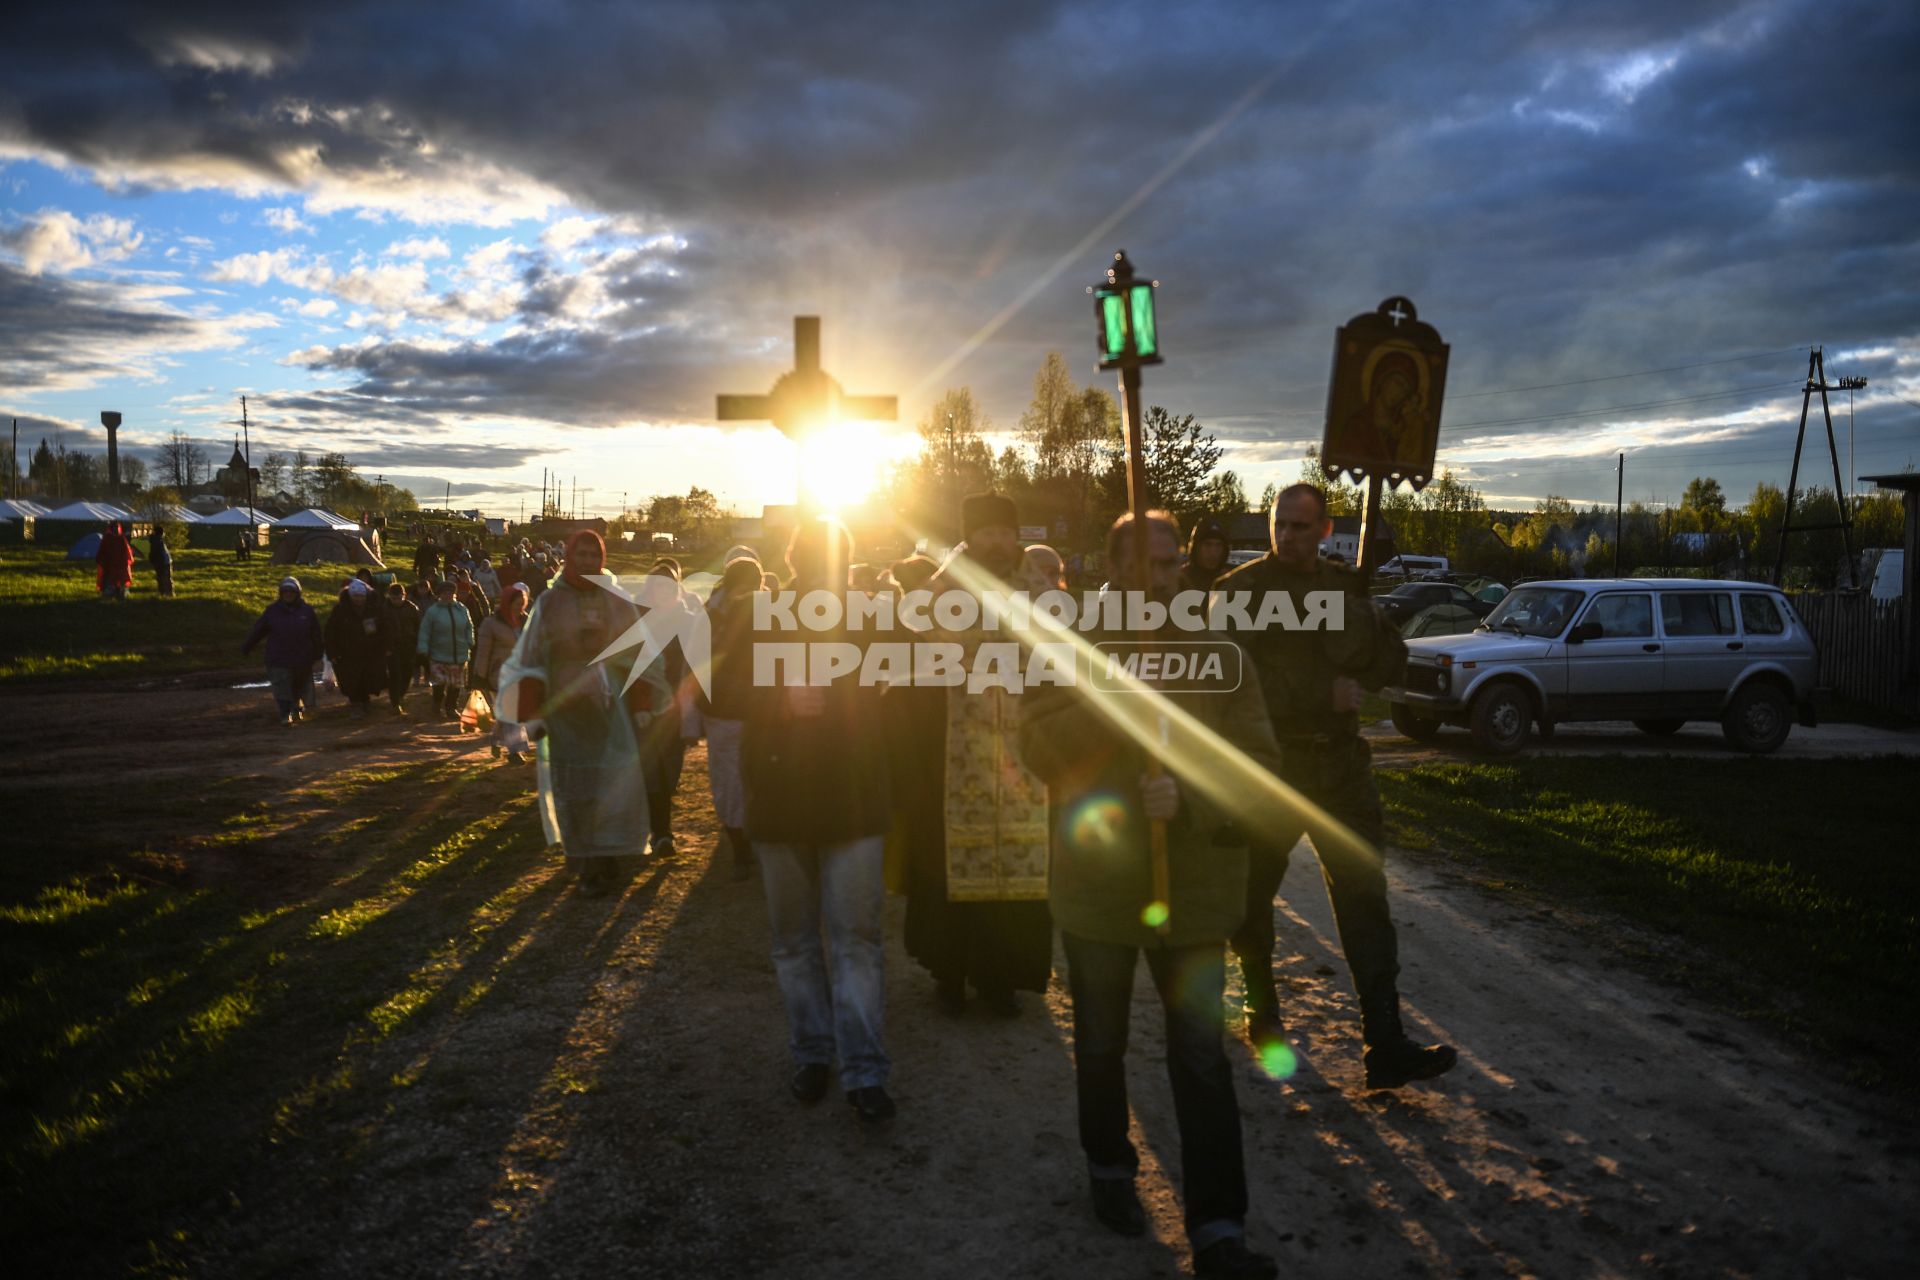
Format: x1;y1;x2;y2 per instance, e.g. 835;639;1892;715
270;529;385;567
43;500;134;522
188;505;270;548
131;503;202;525
0;498;52;520
67;531;104;560
272;508;362;531
37;501;144;544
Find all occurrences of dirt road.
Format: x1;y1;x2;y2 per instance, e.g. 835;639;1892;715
6;673;1916;1277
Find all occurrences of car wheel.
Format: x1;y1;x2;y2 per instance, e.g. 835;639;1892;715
1633;718;1686;736
1722;683;1791;754
1468;683;1531;755
1390;703;1444;742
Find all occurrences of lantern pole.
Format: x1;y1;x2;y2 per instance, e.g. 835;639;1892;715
1093;249;1172;936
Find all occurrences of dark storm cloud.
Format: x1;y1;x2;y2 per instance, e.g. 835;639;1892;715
4;0;1917;494
0;263;265;390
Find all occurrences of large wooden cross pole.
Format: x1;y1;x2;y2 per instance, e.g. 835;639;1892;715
716;316;897;439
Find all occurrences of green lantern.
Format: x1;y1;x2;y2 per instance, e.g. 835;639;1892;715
1091;250;1162;371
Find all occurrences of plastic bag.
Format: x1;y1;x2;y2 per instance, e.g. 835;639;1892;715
460;687;493;731
319;656;337;695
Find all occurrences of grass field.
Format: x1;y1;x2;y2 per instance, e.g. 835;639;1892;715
1378;756;1920;1093
0;544;308;682
0;538;719;685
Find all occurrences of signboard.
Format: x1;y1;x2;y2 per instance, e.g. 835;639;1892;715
1322;296;1449;491
1018;525;1048;542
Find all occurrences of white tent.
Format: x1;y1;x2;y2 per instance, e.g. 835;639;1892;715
196;506;270;526
131;503;202;523
0;498;52;519
272;507;362;532
41;500;134;522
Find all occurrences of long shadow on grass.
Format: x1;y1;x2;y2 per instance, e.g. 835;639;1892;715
0;758;557;1273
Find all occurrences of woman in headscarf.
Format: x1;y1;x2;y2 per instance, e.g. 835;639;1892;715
324;578;389;720
95;522;135;601
473;582;531;763
498;530;668;894
243;577;323;725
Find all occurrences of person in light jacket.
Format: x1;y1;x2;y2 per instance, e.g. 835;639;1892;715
416;578;475;723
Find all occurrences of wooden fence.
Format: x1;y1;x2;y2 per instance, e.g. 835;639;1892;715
1787;591;1914;712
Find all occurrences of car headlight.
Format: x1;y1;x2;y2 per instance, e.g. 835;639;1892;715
1435;668;1450;692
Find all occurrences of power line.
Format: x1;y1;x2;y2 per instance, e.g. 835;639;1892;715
1445;346;1809;400
1439;380;1802;433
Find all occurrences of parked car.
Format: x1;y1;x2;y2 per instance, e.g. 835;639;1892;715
1373;554;1450;583
1381;579;1818;755
1375;580;1498;627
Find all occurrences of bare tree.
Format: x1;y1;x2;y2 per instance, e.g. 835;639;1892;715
155;432;208;489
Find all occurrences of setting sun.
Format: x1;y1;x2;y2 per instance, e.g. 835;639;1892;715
791;420;917;511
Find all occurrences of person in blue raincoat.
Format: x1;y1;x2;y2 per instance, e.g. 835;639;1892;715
498;530;668;895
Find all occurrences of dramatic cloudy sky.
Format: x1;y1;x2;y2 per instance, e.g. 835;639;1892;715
3;0;1916;516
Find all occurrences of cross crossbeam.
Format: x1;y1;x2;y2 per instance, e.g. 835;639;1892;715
716;316;896;437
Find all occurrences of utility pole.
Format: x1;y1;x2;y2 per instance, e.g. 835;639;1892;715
240;396;256;518
1775;348;1859;588
11;418;17;499
1614;453;1623;579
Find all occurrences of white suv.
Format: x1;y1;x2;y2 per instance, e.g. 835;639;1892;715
1382;579;1819;755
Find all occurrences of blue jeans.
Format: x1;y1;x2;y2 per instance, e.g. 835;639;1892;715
757;836;889;1092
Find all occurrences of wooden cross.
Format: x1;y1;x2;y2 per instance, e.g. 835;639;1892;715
716;316;897;437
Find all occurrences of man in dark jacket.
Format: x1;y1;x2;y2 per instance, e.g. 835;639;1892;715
1019;509;1283;1279
741;515;896;1124
1180;516;1231;594
383;582;423;716
242;577;323;724
1213;483;1456;1090
324;579;388;720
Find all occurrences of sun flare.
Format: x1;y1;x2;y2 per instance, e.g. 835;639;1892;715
791;421;916;512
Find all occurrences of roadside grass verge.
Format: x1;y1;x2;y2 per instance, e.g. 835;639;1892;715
1378;756;1919;1094
0;757;554;1274
0;538;691;685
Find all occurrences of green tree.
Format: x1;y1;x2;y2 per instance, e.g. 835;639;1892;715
311;452;357;508
1681;476;1727;516
1140;406;1223;525
1295;447;1362;516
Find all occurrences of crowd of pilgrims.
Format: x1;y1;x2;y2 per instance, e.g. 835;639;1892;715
235;491;1455;1280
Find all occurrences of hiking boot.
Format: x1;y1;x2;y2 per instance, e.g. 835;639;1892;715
846;1086;896;1123
392;704;409;717
491;743;502;760
1245;1005;1287;1047
507;751;528;765
1089;1178;1146;1237
979;987;1021;1018
1363;1038;1459;1090
280;711;294;726
1193;1236;1279;1278
790;1063;831;1105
